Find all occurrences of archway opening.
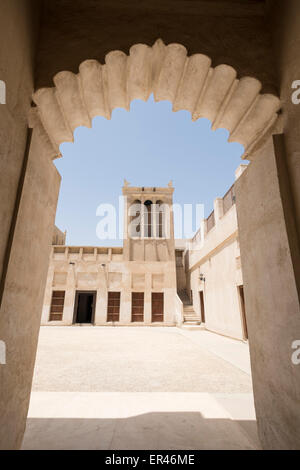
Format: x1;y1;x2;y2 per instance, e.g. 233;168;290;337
22;39;282;450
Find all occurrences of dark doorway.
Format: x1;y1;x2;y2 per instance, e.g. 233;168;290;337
238;285;248;340
73;291;96;324
152;292;164;322
199;291;205;323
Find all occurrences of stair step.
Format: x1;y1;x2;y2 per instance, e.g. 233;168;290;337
183;318;201;323
181;324;205;330
183;320;201;323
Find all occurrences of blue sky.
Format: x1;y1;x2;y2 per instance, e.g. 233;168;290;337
55;94;244;246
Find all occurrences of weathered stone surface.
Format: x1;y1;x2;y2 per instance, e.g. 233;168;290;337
0;0;40;286
35;0;278;94
32;39;281;160
235;138;300;450
0;129;61;450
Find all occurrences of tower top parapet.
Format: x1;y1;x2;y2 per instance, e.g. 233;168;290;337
122;183;174;196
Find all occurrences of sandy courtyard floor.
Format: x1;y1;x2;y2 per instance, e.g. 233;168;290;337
22;326;259;450
31;326;252;393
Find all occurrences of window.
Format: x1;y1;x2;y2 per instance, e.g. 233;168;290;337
175;250;183;267
199;291;205;323
129;200;141;238
131;292;144;322
155;200;164;238
144;200;152;237
49;290;65;321
155;200;169;238
107;291;121;322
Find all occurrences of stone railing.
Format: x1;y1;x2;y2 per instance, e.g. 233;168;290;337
52;246;123;262
222;184;235;215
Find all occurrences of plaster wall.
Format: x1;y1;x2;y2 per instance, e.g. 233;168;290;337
36;0;277;93
41;247;177;326
52;225;66;245
235;138;300;449
268;1;300;289
0;129;61;450
188;203;244;340
0;0;40;284
175;251;187;295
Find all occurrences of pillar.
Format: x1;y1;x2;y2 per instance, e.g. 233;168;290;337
144;273;152;324
0;127;61;449
269;0;300;298
235;137;300;449
120;272;132;324
213;197;224;223
94;266;107;324
62;262;77;325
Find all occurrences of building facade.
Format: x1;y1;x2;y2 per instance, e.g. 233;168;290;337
182;165;248;340
42;172;248;340
2;1;299;450
41;183;178;326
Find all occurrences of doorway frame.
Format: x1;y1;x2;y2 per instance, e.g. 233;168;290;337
237;285;248;341
199;290;206;324
72;290;97;325
151;291;164;323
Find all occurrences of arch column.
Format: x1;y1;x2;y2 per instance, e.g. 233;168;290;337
0;125;61;449
235;136;300;450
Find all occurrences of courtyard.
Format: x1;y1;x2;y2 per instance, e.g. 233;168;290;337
22;326;259;450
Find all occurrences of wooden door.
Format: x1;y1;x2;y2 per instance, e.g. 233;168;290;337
107;291;121;322
151;292;164;322
199;291;205;323
49;290;65;321
238;286;248;339
131;292;144;322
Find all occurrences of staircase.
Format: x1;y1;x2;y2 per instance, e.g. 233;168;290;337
178;289;202;326
183;305;202;325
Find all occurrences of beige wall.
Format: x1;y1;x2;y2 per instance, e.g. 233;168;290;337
0;129;61;450
52;226;66;245
36;0;277;93
235;137;300;449
269;1;300;283
0;0;40;285
187;195;245;340
0;0;300;451
190;237;244;340
42;246;177;326
175;250;187;295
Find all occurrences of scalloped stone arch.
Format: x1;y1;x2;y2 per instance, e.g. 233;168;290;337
30;39;281;160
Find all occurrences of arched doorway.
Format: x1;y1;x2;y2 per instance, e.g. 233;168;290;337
1;37;299;451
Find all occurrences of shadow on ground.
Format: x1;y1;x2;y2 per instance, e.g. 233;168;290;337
22;412;260;450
